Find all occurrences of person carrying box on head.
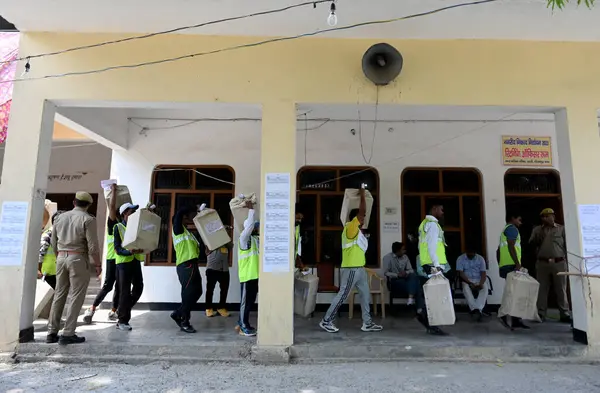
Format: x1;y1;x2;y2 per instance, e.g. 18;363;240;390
236;201;260;337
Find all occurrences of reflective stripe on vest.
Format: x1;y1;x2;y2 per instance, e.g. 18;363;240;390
172;227;200;266
418;218;448;266
41;230;56;276
499;224;521;268
115;223;145;264
238;236;259;283
341;223;366;268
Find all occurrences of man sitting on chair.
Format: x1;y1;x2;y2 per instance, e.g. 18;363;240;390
456;247;489;321
383;242;420;308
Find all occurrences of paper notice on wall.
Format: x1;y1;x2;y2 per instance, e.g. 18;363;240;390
578;205;600;273
0;201;29;266
263;173;291;273
383;221;400;233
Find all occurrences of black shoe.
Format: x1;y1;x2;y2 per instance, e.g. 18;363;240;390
170;311;182;328
482;311;492;317
59;335;85;345
46;333;58;344
180;324;197;334
476;310;484;322
512;319;531;330
416;313;429;329
499;316;513;331
560;315;573;324
427;327;449;336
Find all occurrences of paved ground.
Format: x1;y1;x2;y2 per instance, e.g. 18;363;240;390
2;360;600;392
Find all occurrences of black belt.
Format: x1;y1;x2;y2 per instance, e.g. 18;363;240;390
538;257;565;263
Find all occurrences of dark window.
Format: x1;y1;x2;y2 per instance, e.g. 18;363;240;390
149;166;235;265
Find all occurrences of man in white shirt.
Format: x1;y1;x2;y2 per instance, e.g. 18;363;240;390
456;248;488;321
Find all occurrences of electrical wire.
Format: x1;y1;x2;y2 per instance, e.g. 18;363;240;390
0;0;501;84
358;86;380;164
0;0;331;66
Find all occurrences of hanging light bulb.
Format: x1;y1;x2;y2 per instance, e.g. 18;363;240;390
327;2;338;26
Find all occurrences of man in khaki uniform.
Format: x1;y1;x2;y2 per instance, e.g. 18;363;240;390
529;208;572;324
47;192;102;345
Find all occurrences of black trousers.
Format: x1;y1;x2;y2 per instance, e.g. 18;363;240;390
93;259;119;309
205;269;230;309
418;265;452;329
44;275;56;290
175;260;203;324
116;260;144;324
239;279;259;328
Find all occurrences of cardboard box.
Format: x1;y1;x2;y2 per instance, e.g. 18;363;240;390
294;273;319;317
498;271;541;321
340;188;374;229
34;279;54;320
229;193;257;233
42;200;57;232
423;274;456;326
104;185;132;209
193;209;231;251
122;209;162;254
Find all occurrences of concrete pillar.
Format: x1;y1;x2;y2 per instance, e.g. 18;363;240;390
554;106;600;346
256;101;297;360
0;95;55;351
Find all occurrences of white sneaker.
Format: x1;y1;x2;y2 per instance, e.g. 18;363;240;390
83;308;95;324
361;322;383;332
108;310;118;321
116;323;132;331
319;320;340;333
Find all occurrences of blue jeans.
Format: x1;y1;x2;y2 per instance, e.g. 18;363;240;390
391;273;424;310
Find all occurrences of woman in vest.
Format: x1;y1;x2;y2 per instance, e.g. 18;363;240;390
84;183;120;324
497;212;529;330
319;187;383;333
416;204;451;336
113;203;145;331
170;205;203;334
236;201;260;336
38;211;64;290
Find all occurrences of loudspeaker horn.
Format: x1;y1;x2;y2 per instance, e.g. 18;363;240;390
361;43;403;86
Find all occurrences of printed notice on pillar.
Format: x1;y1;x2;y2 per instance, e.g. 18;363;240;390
578;204;600;273
0;201;29;266
263;173;291;273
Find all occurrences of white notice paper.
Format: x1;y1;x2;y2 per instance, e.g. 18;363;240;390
383;221;400;233
100;179;117;191
0;201;29;266
263;173;291;273
578;205;600;273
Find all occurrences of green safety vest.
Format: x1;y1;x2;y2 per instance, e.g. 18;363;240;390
295;225;300;257
106;227;116;260
172;227;200;266
499;224;521;268
41;229;56;276
341;222;366;268
115;223;145;264
418;218;448;266
238;236;259;283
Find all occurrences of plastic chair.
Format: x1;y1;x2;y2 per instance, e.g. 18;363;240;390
348;268;387;319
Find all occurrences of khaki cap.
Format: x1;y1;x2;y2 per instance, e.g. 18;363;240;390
75;191;93;204
540;208;555;216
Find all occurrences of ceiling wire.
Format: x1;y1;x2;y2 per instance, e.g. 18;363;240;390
0;0;330;65
1;0;501;84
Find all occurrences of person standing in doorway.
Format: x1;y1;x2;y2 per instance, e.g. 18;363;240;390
295;207;304;269
529;208;572;323
236;201;260;337
205;226;231;318
456;247;489;321
113;203;145;331
319;187;383;334
47;192;102;345
416;204;452;336
497;212;530;330
170;205;203;333
84;183;120;324
38;211;65;290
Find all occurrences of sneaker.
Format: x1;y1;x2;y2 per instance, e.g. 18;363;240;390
499;316;514;331
205;309;217;317
59;335;85;345
46;333;58;344
361;322;383;332
170;311;182;328
319;320;340;333
108;310;118;321
116;323;132;331
83;308;95;324
217;308;230;317
427;327;449;336
180;324;197;334
407;298;415;306
236;324;257;337
476;310;484;322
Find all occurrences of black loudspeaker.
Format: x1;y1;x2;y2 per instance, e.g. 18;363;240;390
361;43;403;86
